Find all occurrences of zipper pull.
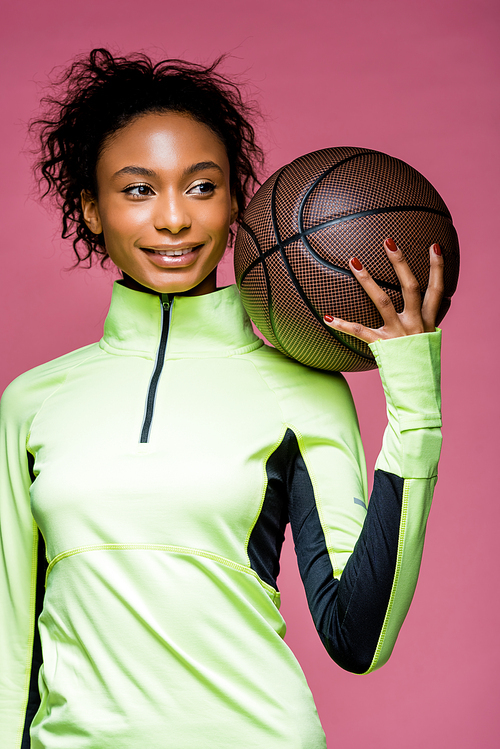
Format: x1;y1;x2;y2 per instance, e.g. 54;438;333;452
160;293;171;312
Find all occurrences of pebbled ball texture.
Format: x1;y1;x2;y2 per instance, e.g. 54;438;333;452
234;147;459;372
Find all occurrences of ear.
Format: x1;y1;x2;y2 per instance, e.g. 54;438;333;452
81;190;103;235
230;193;239;225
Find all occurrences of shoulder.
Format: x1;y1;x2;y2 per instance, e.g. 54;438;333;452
1;343;101;428
245;341;353;393
242;342;358;428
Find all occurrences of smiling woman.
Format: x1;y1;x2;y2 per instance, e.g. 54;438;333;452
0;48;444;749
81;112;238;295
31;49;262;269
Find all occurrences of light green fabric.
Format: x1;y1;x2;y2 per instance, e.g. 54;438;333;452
0;284;442;747
365;330;442;671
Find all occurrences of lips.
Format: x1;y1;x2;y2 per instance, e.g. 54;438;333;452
148;247;197;257
143;244;203;256
141;244;204;268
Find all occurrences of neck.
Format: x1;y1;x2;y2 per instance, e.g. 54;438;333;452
119;269;218;298
101;281;263;358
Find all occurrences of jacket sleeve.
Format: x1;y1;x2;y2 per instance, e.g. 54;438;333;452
289;330;442;674
0;377;42;748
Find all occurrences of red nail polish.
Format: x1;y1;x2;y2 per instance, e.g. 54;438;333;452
351;257;363;271
385;238;398;252
324;315;334;323
433;243;442;256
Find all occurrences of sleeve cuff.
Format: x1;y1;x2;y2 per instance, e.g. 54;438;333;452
368;330;442;431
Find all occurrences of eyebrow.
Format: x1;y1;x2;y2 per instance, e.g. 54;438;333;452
112;161;224;179
184;161;224;177
113;166;157;179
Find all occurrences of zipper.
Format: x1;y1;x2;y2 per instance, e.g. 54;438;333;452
139;294;172;443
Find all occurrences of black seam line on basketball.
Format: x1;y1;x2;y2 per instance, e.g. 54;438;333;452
296;149;452;233
240;247;408;296
299;203;452;231
296;203;442;296
240;219;276;332
270;167;285;246
239;244;281;285
236;221;266;292
276;242;373;361
266;169;286;345
240;221;264;256
239;243;402;292
298;150;381;236
239;203;447;287
239;242;413;294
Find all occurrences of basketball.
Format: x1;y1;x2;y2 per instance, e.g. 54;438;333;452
234;147;460;372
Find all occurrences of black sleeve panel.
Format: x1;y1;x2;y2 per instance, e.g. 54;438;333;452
247;435;290;590
21;456;46;747
21;530;46;747
322;470;404;672
248;429;404;673
285;429;404;674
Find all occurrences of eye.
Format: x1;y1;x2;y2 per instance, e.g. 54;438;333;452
188;181;216;196
123;184;155;198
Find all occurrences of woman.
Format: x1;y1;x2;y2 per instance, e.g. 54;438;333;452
0;49;443;748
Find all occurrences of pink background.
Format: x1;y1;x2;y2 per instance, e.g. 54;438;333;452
1;1;498;746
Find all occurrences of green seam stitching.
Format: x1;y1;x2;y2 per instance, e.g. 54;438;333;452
26;349;102;449
295;431;341;579
225;340;264;356
244;425;288;562
45;543;280;604
98;340;154;360
16;521;39;746
100;340;264;360
364;478;410;674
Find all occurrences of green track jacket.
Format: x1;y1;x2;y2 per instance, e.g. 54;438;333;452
0;283;442;748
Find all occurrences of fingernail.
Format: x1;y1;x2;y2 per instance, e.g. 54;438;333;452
324;314;334;323
350;257;363;271
433;243;442;256
385;238;398;252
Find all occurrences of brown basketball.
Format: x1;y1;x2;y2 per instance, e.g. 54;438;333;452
234;147;460;372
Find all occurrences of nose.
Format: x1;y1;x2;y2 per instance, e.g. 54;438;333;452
153;192;191;234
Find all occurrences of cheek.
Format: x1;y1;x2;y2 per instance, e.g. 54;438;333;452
100;202;148;244
200;201;232;239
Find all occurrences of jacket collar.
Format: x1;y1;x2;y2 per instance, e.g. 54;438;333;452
101;281;263;358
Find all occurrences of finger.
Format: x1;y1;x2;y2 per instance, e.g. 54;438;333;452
421;243;445;331
323;314;381;344
349;256;402;330
384;238;422;316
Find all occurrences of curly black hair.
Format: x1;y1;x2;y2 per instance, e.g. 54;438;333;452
31;48;264;266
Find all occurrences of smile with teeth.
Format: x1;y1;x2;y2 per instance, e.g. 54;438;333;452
147;247;200;256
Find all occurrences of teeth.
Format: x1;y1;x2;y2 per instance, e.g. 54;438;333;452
156;248;195;256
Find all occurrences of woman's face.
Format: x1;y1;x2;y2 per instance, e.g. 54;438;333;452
82;111;237;296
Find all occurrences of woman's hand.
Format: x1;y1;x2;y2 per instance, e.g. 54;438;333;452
323;238;444;343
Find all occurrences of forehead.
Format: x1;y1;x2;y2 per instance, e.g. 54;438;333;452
97;112;229;176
